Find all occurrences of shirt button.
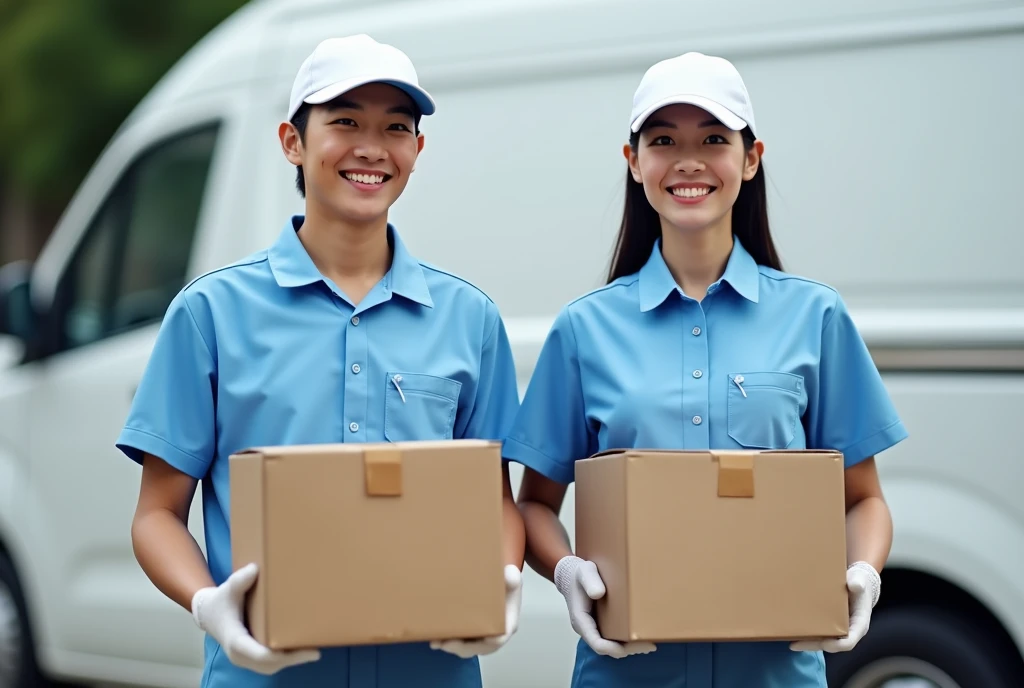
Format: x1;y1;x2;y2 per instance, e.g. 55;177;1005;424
351;316;360;326
692;415;702;425
349;422;359;432
692;326;701;336
692;369;703;379
351;364;361;374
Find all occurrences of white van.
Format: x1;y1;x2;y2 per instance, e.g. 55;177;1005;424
1;0;1023;686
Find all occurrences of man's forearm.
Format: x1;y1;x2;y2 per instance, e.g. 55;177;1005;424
501;461;526;569
132;508;215;612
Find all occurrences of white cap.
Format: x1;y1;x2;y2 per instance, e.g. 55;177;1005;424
629;52;756;136
288;34;436;121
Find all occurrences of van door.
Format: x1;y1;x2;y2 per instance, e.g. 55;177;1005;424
20;97;241;679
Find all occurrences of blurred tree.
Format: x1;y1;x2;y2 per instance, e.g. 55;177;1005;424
0;0;249;258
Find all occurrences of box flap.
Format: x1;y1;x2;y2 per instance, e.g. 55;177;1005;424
230;439;498;460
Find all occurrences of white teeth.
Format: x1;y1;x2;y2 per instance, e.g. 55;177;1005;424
671;186;711;198
344;172;385;185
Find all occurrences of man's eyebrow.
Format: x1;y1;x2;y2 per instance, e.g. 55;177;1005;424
387;105;416;118
323;98;362;112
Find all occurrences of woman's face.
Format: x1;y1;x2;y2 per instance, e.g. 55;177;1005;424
626;103;762;235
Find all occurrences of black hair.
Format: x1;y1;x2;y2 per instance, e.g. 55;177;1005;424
289;93;422;198
606;124;782;283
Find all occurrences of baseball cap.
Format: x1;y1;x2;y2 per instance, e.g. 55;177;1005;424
629;52;756;136
287;34;436;121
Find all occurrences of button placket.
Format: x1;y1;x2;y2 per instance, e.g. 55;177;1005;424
682;305;711;446
343;309;369;441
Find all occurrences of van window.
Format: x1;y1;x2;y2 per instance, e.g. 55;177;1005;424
52;123;221;354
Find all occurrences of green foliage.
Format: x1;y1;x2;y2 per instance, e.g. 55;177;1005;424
0;0;249;206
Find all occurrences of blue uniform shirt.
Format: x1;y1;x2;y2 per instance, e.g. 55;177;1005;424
503;236;908;688
116;215;520;688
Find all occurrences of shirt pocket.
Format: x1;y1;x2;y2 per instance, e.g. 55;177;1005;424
384;372;462;442
726;371;806;449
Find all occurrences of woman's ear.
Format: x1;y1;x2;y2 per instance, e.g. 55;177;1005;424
412;133;425;172
742;139;765;181
624;143;642;184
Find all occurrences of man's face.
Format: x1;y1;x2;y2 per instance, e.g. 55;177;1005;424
283;82;424;225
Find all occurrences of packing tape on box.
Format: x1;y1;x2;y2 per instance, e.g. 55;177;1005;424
716;453;754;498
364;448;403;496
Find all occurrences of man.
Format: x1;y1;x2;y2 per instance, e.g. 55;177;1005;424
118;34;525;687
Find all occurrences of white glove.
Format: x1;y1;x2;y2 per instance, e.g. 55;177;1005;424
431;564;523;659
790;561;881;653
554;555;657;659
191;563;321;675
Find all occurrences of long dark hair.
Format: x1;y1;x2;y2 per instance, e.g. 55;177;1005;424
606;126;782;283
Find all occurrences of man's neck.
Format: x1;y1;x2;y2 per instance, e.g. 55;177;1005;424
296;205;392;306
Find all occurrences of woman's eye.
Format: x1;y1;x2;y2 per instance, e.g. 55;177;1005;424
651;135;674;146
332;118;357;126
705;134;727;144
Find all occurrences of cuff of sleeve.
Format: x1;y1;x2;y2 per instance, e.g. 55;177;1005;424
841;419;909;468
116;427;211;480
501;437;575;485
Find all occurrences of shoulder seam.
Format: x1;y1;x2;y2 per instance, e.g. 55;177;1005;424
759;268;839;293
418;262;497;304
565;276;638;309
182;253;269;292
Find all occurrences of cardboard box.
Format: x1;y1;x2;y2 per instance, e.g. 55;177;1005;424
230;439;506;650
575;449;849;643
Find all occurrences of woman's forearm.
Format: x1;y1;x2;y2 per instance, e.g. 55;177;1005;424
846;495;893;572
519;500;574;582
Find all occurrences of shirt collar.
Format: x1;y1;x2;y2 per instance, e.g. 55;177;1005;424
268;215;433;308
638;234;760;312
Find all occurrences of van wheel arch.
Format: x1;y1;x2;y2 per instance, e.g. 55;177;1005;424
825;567;1024;686
0;540;43;688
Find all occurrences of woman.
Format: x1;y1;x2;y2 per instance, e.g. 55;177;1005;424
502;51;907;687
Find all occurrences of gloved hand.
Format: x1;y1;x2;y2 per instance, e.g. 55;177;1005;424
554;555;657;659
431;564;523;658
790;561;882;653
191;563;321;675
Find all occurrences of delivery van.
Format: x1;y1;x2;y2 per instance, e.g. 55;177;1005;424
1;0;1023;686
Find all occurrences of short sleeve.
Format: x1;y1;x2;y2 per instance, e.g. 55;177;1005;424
806;293;908;467
455;305;521;442
502;307;594;484
115;291;217;479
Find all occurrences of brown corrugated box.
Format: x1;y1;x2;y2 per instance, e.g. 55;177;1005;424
230;439;506;650
575;449;849;642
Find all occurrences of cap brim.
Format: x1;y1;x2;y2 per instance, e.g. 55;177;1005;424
630;94;748;134
300;76;436;118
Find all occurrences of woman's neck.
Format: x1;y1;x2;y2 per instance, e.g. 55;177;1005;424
660;214;734;302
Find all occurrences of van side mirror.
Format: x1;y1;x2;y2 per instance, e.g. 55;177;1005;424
0;261;35;342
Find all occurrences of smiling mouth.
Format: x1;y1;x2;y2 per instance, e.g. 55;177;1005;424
341;171;392;186
669;186;716;198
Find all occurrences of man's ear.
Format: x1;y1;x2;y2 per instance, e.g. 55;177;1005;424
624;143;642;184
279;122;304;166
